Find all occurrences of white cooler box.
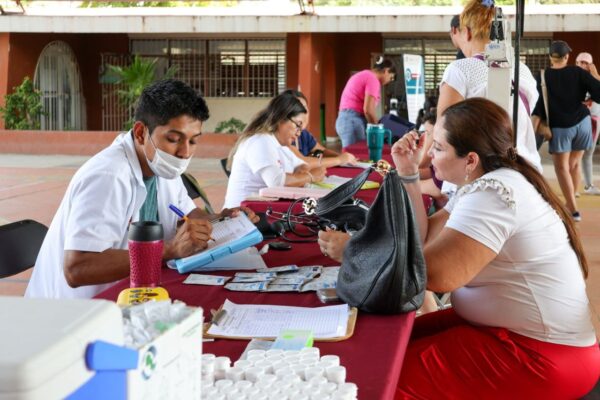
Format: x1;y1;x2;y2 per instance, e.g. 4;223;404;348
126;305;203;400
0;296;124;400
0;296;204;400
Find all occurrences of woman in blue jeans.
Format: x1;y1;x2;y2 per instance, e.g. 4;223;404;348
335;57;395;147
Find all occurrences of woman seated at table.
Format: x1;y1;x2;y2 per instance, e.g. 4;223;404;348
223;93;326;208
281;89;358;168
417;109;447;209
318;98;599;398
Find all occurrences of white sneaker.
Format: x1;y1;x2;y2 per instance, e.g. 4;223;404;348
584;185;600;195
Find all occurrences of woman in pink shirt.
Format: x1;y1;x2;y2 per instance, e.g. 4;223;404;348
335;57;396;147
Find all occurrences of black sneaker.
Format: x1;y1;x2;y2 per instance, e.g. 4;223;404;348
572;211;581;222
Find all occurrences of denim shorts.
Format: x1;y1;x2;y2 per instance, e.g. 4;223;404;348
335;109;367;148
549;116;593;154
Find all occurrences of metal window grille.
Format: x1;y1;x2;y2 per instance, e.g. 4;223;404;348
100;38;285;130
34;41;86;130
170;39;207;95
100;53;131;131
208;40;246;97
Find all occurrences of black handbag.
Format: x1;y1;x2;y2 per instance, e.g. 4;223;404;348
336;169;427;314
312;166;373;232
266;165;374;238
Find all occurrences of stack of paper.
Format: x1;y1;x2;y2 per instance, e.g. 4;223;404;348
309;175;379;190
339;161;373;169
258;186;331;200
207;299;349;339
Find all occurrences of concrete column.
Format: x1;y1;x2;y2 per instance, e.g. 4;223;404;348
0;33;10;129
297;33;322;139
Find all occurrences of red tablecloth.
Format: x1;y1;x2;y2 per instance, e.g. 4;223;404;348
96;239;415;400
343;141;393;163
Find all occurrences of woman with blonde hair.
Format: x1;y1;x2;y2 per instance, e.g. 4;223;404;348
224;93;325;208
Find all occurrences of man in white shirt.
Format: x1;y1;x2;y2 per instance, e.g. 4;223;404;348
26;79;256;298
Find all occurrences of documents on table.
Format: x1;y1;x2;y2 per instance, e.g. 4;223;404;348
183;274;231;285
309;175;379;190
206;299;350;340
339;161;373;169
169;213;264;273
258;186;331;200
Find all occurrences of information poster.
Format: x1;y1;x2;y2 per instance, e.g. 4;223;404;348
402;54;425;123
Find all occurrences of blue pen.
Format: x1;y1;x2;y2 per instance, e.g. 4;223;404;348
168;204;188;222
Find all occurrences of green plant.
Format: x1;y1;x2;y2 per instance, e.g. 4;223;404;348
0;77;45;130
215;117;246;134
102;55;178;129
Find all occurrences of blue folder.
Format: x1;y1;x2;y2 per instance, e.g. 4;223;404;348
173;228;263;274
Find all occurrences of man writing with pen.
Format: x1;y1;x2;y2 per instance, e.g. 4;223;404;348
25;79;257;299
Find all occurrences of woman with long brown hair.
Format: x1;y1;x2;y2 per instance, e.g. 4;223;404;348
390;97;599;398
224;93;325;208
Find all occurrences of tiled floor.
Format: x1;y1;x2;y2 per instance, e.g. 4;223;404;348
1;152;599;336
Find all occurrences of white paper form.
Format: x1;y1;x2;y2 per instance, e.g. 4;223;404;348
207;299;349;339
206;213;256;250
310;175;361;190
339;161;373;169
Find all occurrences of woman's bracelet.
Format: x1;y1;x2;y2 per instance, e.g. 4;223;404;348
398;172;420;184
306;171;314;183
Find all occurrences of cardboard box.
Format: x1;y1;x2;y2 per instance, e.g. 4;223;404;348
127;306;204;400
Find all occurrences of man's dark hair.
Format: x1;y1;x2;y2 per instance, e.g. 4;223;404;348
134;79;210;134
450;14;460;29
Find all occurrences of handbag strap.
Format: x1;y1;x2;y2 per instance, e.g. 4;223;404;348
540;69;550;122
315;166;373;215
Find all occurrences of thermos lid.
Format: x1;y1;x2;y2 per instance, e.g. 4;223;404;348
128;221;163;242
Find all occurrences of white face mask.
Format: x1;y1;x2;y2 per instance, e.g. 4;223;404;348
144;132;192;180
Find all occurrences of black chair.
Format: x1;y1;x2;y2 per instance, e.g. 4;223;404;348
220;158;231;177
0;219;48;279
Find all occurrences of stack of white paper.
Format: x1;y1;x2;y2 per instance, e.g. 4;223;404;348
207;299;349;339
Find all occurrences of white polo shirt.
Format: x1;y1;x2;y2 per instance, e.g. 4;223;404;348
224;134;305;208
25;132;196;299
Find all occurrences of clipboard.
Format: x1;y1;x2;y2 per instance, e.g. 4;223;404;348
203;305;358;342
173;215;263;274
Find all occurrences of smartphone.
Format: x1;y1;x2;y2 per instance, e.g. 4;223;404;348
269;241;292;251
316;288;340;303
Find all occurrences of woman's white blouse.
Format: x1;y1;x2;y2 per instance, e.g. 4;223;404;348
444;168;595;347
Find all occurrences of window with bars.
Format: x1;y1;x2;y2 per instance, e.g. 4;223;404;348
34;41;87;130
129;38;285;98
384;37;551;96
101;38;286;130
